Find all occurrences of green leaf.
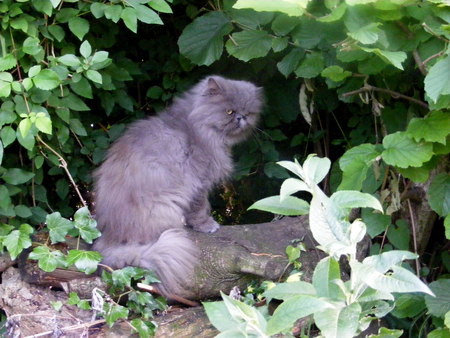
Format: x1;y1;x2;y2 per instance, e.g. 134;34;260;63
28;246;66;272
0;140;2;165
248;195;309;216
203;301;238;332
280;178;310;200
0;54;17;72
64;94;90;111
111;266;142;288
428;173;450;217
277;48;304;77
2;168;34;185
68;16;90;40
314;303;361;338
22;37;43;56
233;0;307;16
267;295;332;335
360;47;407;70
445;215;450;240
90;2;107;18
3;224;33;260
18;118;31;138
51;301;63;311
32;69;60;90
73;207;100;243
105;304;129;327
425;56;450;103
48;25;65;42
58;54;81;68
0;185;12;210
387;220;410;250
79;40;92;59
91;51;109;64
66;249;102;274
15;205;32;218
85;69;102;84
425;279;450;318
331;191;383;212
362;208;391;238
178;12;233;66
104;5;122;23
348;22;381;44
121;7;138;33
149;0;172;13
70;77;92;99
46;212;74;243
225;30;272;62
16;127;35;150
382;132;434;168
35;115;52;134
135;5;163;24
130;319;155;337
321;65;352;82
407;111;450;145
295;52;325;78
312;257;342;299
265;281;316;301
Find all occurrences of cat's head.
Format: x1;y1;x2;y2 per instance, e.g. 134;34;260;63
188;76;263;144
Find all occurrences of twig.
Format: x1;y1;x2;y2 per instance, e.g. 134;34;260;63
422;51;445;66
407;199;421;277
342;84;429;109
412;50;427;76
24;319;106;338
36;135;88;208
137;283;200;307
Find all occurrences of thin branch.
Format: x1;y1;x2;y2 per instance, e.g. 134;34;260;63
412;50;427;76
422;51;445;66
137;283;200;307
407;199;421;278
36;135;88;208
24;319;106;338
342;84;429;109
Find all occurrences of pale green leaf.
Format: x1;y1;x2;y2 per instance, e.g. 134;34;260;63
407;111;450;145
348;22;381;44
264;281;316;301
32;69;60;90
66;249;102;274
46;212;74;243
28;246;67;272
121;7;138;33
149;0;172;13
314;303;361;338
79;40;92;59
425;56;450;103
233;0;308;16
428;173;450;217
58;54;80;68
360;47;407;70
248;195;309;216
2;168;34;185
331;191;383;212
85;69;102;84
312;257;342;299
68;16;90;40
321;65;352;82
280;178;310;200
225;30;272;62
135;4;163;24
425;279;450;318
35;115;52;134
382;132;433;168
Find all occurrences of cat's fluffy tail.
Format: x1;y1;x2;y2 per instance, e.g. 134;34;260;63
93;228;198;296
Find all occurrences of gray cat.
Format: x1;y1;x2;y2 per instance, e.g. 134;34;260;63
92;76;263;296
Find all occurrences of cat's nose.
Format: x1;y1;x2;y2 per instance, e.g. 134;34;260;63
236;114;246;122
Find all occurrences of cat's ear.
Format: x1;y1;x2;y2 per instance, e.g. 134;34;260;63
204;77;222;96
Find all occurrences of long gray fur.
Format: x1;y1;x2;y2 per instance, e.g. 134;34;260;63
92;76;263;296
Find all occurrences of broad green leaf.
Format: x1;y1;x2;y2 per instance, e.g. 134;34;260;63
85;70;102;84
318;2;347;22
225;30;272;62
295;52;325;78
264;281;316;301
348;22;381;44
149;0;172;13
91;51;109;64
445;215;450;240
70;77;93;99
3;224;34;260
362;208;391;238
233;0;308;16
390;294;426;319
73;206;100;243
303;155;331;185
382;132;433;168
425;56;450;103
267;295;332;335
51;301;63;311
0;185;12;210
330;191;383;212
68;16;90;40
203;301;239;332
0;54;17;71
46;212;74;243
360;47;407;70
79;40;92;59
28;246;67;272
66;249;102;274
135;4;163;24
16;128;35;150
0;140;2;165
425;279;450;317
2;168;34;185
271;36;289;52
35;115;52;134
178;12;233;66
277;48;304;77
68;291;81;305
22;37;43;56
90;2;107;18
32;69;60;90
321;65;352;82
248;195;309;216
111;266;145;288
121;7;138;33
70;118;88;136
104;5;122;23
105;304;129;327
18;118;31;138
407;111;450;145
58;54;80;68
314;303;361;338
277;160;304;179
28;65;41;77
130;319;155;337
363;250;418;273
387;219;410;250
64;94;90;111
312;257;342;299
428;173;450;217
280;178;310;200
48;25;65;42
15;205;32;218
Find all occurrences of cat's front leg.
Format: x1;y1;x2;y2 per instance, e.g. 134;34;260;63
185;193;220;233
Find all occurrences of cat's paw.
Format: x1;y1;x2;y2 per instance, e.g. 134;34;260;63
191;218;220;233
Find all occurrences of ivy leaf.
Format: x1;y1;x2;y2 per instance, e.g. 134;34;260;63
248;195;310;216
105;304;129;327
381;132;434;168
424;56;450;104
2;168;34;185
225;30;272;62
3;224;34;260
66;249;102;274
407;111;450;145
73;207;100;243
28;246;67;272
178;12;233;66
32;69;60;90
68;17;90;40
428;173;450;217
46;212;74;243
130;319;155;337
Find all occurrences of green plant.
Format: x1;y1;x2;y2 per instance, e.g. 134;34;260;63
205;155;434;337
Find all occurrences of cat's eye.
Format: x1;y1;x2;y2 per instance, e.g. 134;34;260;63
226;109;235;115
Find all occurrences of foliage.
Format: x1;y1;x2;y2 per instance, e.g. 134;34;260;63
205;156;434;337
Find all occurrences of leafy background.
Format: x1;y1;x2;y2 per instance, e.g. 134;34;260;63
0;0;449;335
